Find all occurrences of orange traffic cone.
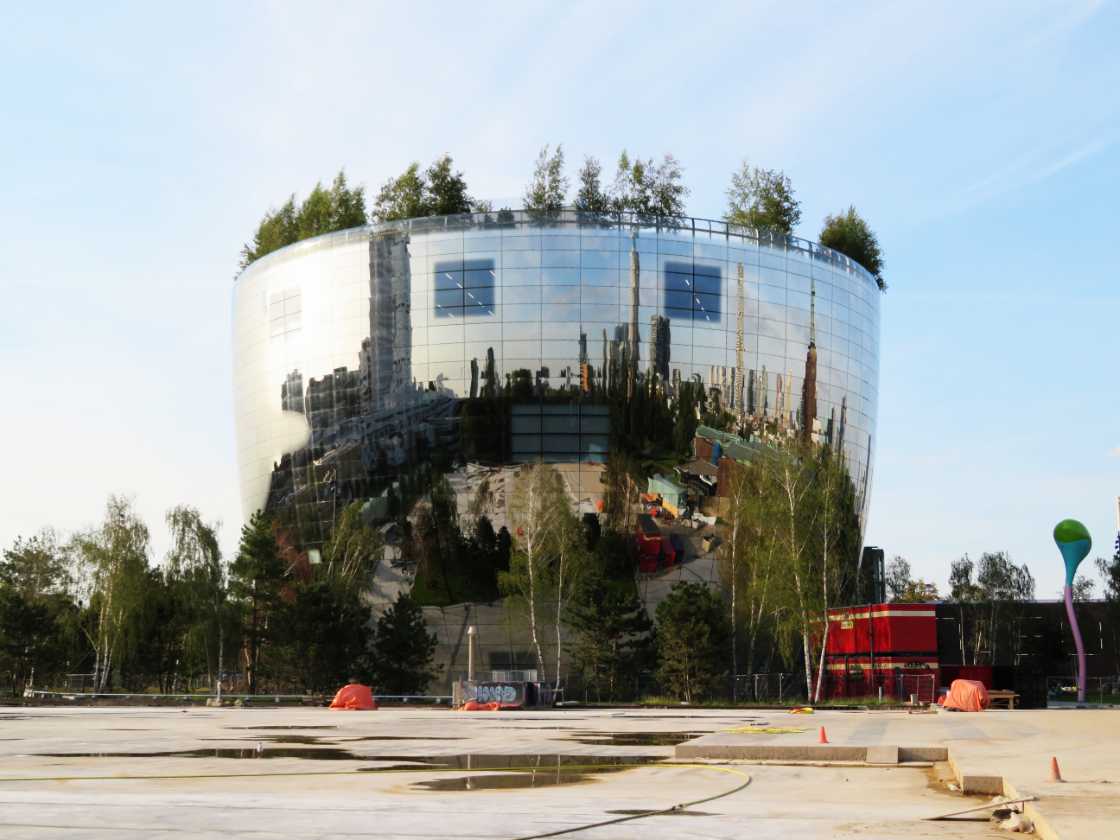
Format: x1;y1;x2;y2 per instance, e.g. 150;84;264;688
1049;756;1063;782
818;726;829;744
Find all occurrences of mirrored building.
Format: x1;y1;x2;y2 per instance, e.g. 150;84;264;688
233;210;880;545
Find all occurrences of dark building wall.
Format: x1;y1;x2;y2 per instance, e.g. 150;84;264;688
934;600;1120;678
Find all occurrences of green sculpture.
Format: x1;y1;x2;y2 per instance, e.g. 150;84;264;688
1053;519;1091;704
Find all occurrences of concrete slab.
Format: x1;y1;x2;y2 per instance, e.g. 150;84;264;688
0;707;995;840
866;745;899;765
675;707;1120;840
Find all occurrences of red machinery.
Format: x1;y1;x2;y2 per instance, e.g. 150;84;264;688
823;603;939;702
635;514;682;573
636;514;662;573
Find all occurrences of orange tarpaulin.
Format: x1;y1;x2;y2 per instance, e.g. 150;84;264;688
941;679;990;712
461;700;502;711
329;683;377;710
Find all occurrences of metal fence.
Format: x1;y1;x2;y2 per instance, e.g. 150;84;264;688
733;672;802;703
895;672;937;704
29;688;450;705
237;208;882;294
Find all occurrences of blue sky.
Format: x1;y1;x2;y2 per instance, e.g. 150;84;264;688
2;1;1117;597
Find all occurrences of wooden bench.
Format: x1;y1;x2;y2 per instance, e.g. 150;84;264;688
988;689;1019;710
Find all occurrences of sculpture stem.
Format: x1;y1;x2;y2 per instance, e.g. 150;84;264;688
1064;584;1086;704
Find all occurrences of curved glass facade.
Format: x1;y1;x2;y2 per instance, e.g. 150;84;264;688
233;211;880;544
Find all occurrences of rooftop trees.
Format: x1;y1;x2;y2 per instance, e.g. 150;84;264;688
239;170;367;269
819;206;886;289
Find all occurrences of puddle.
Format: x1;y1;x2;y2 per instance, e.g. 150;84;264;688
33;749;666;774
414;772;592;791
37;748;363;760
362;754;661;771
611;714;762;721
568;731;704;746
224;725;338;731
201;735;334;745
341;736;466;742
404;754;663;791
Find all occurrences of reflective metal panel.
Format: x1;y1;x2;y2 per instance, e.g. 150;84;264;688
232;211;881;545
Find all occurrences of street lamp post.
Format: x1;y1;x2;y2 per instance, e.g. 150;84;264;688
467;625;477;683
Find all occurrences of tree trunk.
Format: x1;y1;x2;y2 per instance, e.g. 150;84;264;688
729;527;738;701
791;565;813;700
814;621;829;703
525;482;546;680
800;627;813;702
554;548;564;691
814;511;831;704
787;496;813;700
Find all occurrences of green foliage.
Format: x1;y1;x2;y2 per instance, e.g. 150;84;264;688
72;496;153;692
1071;574;1096;602
240;170;367;269
948;551;1035;665
2;496;442;698
372;155;478;222
715;438;866;700
601;452;640;533
228;511;286;693
500;463;585;682
725;161;801;235
0;584;79;696
567;568;652;702
524;144;568;215
609;150;689;218
672;379;704;455
323;502;383;590
950;552;1034;602
1;528;70;599
273;579;372;693
161;506;229;692
371;162;428;222
655;582;730;703
409;475;504;607
371;593;439;694
425;154;474;215
885;555;940;602
819;206;885;288
573;156;610;213
1097;551;1120;602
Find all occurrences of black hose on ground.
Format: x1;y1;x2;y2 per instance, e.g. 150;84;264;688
510;764;752;840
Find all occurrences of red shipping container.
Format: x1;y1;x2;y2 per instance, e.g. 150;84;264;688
823;603;939;702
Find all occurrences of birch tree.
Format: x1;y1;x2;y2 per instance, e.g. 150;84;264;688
72;496;152;692
719;467;751;700
323;501;382;590
164;506;225;690
501;464;562;678
500;464;583;687
766;444;820;699
548;470;586;690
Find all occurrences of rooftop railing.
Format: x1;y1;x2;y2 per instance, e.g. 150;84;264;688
236;208;880;291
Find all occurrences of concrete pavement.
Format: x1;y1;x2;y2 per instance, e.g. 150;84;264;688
0;706;999;839
677;707;1120;840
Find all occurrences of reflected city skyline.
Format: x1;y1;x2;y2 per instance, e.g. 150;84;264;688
232;211;880;545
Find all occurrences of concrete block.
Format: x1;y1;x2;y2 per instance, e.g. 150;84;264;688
866;745;899;765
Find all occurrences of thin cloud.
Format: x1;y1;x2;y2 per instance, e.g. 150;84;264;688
958;136;1112;210
1109;446;1120;458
